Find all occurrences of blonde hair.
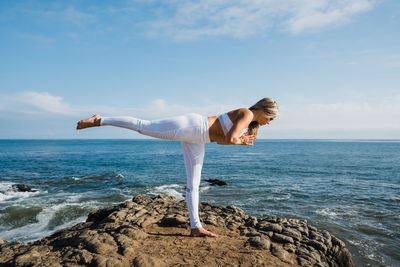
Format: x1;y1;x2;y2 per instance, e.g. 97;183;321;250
247;98;279;136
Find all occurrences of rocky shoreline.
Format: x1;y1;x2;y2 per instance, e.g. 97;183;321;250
0;194;354;266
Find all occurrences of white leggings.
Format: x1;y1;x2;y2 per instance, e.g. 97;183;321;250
100;113;210;229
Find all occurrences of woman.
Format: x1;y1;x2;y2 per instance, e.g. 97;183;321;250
76;97;279;238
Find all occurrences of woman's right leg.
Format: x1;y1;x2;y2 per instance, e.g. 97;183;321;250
182;141;218;237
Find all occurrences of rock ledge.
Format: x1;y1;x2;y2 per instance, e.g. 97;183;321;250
0;194;355;267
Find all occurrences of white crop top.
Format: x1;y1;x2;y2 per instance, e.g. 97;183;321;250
218;112;234;136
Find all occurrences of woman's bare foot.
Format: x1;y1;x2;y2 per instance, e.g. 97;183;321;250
76;114;102;130
190;227;218;237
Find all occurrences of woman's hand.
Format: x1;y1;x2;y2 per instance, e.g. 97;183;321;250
239;133;256;146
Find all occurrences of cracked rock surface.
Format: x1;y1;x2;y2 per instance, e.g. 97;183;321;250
0;194;354;267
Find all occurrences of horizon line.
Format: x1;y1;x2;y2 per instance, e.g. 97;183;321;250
1;138;399;141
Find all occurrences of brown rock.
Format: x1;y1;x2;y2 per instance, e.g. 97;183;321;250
282;228;302;241
0;194;354;267
259;222;283;233
160;214;187;227
273;233;294;244
133;254;163;267
297;256;312;266
86;206;119;223
306;240;328;253
14;249;42;266
331;234;346;248
248;236;271;250
271;244;293;264
118;226;148;240
245;227;261;237
81;232;118;255
204;214;219;226
334;247;355;267
245;216;258;227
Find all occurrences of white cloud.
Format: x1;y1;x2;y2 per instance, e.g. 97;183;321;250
15;92;73;115
143;0;375;40
287;0;374;34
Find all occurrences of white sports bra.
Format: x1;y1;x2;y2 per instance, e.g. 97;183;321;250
218;112;234;136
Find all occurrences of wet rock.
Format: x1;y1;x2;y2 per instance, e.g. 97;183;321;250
331;234;346;248
247;236;271;250
12;184;38;192
204;179;227;186
333;247;355;267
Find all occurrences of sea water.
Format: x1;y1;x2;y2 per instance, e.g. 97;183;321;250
0;139;399;266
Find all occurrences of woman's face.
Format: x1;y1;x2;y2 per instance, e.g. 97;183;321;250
259;111;275;125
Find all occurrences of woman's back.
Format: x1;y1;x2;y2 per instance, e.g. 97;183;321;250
208;108;251;143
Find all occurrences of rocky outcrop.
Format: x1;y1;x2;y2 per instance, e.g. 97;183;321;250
11;184;36;192
0;184;38;194
204;179;228;186
0;194;354;267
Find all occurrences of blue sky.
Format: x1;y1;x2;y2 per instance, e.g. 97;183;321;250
0;0;399;139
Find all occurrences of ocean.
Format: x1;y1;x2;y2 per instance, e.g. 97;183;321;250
0;139;399;266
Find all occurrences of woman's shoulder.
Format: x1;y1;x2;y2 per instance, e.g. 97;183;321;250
228;108;253;121
230;108;252;115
